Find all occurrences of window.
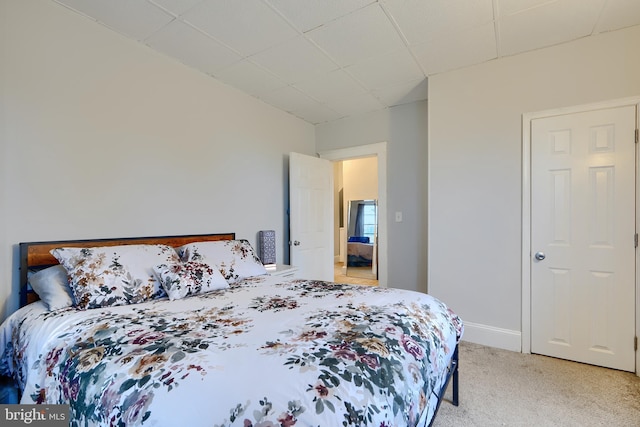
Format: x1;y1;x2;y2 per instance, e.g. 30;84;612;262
348;200;377;243
361;204;377;242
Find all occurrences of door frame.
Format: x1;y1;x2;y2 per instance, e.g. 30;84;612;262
319;142;388;288
521;97;640;375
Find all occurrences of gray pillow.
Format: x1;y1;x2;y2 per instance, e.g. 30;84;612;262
29;265;74;311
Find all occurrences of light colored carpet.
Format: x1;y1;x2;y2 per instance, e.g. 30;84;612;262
433;341;640;427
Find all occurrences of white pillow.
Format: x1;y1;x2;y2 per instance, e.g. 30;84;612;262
154;257;229;300
28;265;75;311
178;240;267;283
51;244;179;309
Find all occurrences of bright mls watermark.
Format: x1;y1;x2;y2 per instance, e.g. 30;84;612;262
1;405;69;426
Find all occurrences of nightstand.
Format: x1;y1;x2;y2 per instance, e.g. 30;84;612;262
266;264;299;279
0;375;19;404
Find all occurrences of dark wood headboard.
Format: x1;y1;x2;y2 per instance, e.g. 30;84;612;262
19;232;236;307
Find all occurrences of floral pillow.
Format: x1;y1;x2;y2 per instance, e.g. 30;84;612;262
178;239;267;283
154;257;229;301
50;244;179;309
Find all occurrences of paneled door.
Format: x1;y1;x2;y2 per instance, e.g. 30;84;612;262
531;105;636;371
289;152;334;281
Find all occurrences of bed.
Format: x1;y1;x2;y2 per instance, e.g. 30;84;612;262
0;233;463;427
347;237;374;268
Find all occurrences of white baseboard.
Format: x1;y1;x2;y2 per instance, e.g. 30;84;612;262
461;321;521;352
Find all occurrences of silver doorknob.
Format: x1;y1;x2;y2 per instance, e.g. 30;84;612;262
293;240;300;246
534;252;546;261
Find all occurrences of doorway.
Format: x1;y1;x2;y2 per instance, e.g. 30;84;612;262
320;142;388;288
522;98;639;372
335;160;378;286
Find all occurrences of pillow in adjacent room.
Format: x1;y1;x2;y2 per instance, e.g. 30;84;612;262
28;264;75;311
51;244;179;309
178;239;267;283
154;256;229;301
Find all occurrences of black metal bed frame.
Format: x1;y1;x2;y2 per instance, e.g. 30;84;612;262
427;344;460;427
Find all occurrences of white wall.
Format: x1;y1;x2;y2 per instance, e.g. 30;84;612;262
343;157;378;206
316;101;428;293
428;25;640;350
0;0;315;321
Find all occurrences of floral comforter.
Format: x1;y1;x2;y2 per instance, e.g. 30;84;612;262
0;275;463;427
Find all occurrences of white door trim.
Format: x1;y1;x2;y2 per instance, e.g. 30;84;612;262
319;142;388;288
521;97;640;375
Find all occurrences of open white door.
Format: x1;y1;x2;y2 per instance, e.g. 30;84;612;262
289;152;333;281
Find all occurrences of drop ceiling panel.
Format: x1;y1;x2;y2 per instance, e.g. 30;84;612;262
328;92;385;117
346;49;425;89
250;36;338;84
266;0;375;32
149;0;204;17
499;0;606;56
307;4;406;67
258;86;321;113
594;0;640;33
182;0;299;56
214;60;287;97
372;79;429;107
293;69;366;104
497;0;562;16
146;20;241;75
413;22;497;75
55;0;174;40
289;104;342;124
383;0;494;45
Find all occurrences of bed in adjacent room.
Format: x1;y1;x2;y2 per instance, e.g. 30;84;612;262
0;233;463;427
347;236;375;268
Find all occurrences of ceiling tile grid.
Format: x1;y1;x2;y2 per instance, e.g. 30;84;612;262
150;0;202;17
293;69;368;104
52;0;640;124
247;36;339;84
264;0;376;33
180;0;300;57
145;19;242;74
595;0;640;32
56;0;175;40
305;4;407;68
497;0;607;56
381;0;495;45
213;60;288;98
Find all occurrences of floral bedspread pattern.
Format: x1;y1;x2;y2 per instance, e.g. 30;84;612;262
0;276;463;427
